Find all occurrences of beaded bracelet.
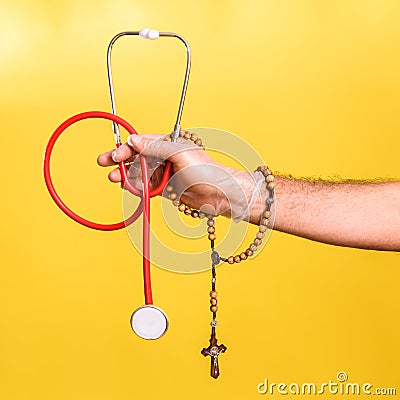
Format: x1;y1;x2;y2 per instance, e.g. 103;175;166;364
159;130;275;379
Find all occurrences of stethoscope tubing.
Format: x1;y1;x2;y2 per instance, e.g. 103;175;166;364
43;110;171;304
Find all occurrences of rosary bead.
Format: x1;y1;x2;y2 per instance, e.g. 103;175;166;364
254;238;262;246
164;135;172;142
208;233;216;241
261;218;269;226
259;224;267;233
210;305;218;313
267;197;274;205
240;252;247;260
227;256;234;264
179;130;185;137
207;219;215;227
263;210;272;219
210;298;217;305
198;212;206;219
173;199;181;207
262;166;271;174
169;193;177;200
195;138;202;146
191;210;199;218
178;204;186;212
234;255;241;263
210;320;218;327
267;182;275;190
256;231;265;239
266;174;274;183
166;185;174;193
190;133;197;142
246;249;254;256
207;226;215;234
184;131;191;139
250;244;257;252
184;208;192;216
210;291;218;298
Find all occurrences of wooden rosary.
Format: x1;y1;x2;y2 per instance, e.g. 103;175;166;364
164;130;275;379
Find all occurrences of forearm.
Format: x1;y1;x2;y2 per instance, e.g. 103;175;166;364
250;177;400;251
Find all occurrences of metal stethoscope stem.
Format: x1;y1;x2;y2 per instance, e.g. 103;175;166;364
106;29;191;144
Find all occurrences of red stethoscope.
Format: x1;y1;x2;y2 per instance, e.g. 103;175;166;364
43;29;191;340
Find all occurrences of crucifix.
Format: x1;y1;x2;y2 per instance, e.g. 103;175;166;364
201;329;227;379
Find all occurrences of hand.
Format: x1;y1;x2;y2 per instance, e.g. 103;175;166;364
97;134;252;218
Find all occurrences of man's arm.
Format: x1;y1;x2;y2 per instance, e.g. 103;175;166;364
98;135;400;252
249;177;400;251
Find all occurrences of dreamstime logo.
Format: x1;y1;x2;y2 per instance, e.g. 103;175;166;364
257;371;396;396
122;127;276;273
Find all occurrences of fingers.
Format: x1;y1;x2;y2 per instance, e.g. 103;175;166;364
97;142;137;166
108;168;121;183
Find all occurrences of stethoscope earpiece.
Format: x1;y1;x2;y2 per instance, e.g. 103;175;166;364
130;305;169;340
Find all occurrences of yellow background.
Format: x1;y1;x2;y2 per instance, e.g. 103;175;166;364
1;1;399;399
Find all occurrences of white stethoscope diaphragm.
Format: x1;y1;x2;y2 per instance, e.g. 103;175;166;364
130;305;169;340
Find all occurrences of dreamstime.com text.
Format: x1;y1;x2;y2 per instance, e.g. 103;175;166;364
257;372;396;396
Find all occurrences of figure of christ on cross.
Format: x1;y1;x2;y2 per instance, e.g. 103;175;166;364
201;330;227;379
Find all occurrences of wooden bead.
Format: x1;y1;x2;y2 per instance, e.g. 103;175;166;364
198;212;206;219
240;252;247;260
256;231;265;239
184;208;192;216
267;182;275;190
246;249;254;257
262;168;272;177
164;135;172;142
179;130;185;137
263;210;272;219
166;185;174;193
169;193;177;200
210;298;217;305
207;219;215;227
254;238;262;246
227;256;234;264
191;210;199;218
184;132;191;139
208;233;216;241
250;244;257;252
234;255;241;263
266;174;274;183
207;226;215;234
259;224;267;233
210;305;218;313
261;218;269;226
190;133;197;142
195;138;202;146
178;204;186;212
210;291;218;298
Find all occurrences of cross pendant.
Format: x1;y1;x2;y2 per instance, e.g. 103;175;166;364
201;334;227;379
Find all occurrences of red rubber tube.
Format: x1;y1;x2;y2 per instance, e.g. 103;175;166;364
140;155;152;304
43;111;171;304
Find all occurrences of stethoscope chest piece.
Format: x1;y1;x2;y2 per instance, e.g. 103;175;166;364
130;305;169;340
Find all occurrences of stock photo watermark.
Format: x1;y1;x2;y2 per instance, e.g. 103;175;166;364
257;372;396;396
